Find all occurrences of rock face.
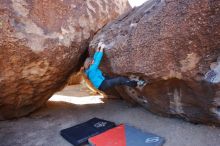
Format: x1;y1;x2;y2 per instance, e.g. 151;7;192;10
0;0;130;120
90;0;220;125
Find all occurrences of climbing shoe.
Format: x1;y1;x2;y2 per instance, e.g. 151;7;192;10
137;80;146;86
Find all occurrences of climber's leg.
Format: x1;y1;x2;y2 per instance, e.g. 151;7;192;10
99;77;137;91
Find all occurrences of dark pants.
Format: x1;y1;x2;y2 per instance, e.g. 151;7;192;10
98;76;137;91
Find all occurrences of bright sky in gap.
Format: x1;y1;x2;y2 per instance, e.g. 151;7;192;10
128;0;149;7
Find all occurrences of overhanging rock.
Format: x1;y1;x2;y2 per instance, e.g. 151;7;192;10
90;0;220;126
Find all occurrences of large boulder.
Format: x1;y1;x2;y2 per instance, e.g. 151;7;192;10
0;0;130;120
90;0;220;125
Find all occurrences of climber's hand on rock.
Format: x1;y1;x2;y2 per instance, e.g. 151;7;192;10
100;47;104;52
100;44;106;52
97;42;103;51
97;42;106;52
95;47;100;52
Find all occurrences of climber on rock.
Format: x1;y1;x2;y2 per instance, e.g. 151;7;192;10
83;43;145;91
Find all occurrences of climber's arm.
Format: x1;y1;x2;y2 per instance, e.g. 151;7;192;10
90;43;105;70
90;51;103;70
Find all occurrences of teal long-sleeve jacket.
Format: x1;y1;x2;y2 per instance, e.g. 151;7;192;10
85;51;105;89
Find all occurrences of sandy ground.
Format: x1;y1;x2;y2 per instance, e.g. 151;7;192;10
0;85;220;146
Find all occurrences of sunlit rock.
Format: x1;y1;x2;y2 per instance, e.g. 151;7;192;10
0;0;130;120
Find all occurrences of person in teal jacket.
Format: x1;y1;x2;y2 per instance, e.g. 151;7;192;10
84;46;145;91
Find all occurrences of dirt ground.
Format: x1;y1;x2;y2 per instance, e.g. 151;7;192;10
0;85;220;146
